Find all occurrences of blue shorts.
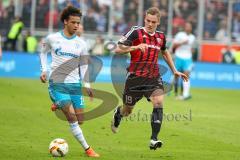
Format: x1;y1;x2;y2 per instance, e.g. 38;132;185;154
48;82;84;109
175;57;193;72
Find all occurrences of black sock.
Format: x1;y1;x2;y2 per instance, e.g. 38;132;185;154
151;107;163;140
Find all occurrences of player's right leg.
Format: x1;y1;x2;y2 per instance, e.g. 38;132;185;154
71;92;100;157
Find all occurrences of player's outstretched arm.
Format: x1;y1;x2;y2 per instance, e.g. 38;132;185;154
114;43;148;54
161;49;188;82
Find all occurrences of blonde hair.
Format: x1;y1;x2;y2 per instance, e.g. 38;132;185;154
146;7;161;20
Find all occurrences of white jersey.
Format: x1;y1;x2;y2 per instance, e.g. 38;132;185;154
173;32;196;59
40;31;89;84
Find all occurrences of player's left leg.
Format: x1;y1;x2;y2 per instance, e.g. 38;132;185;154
149;89;164;150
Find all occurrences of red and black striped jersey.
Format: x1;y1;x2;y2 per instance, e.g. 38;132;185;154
118;26;167;78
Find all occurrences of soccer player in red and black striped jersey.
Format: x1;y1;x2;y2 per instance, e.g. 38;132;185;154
111;7;188;150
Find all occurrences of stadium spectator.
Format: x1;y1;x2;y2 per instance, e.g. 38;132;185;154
215;20;229;42
232;12;240;42
112;0;125;34
5;0;14;21
91;0;101;12
76;24;91;51
4;16;24;51
204;0;228;40
23;31;38;53
180;0;192;18
124;0;138;24
83;8;97;31
159;8;168;33
126;14;138;31
234;48;240;64
204;12;217;39
44;2;59;28
172;14;185;35
36;0;49;28
95;6;108;32
0;0;6;25
0;0;14;32
89;35;104;56
221;45;235;64
172;0;198;35
113;18;128;34
22;0;31;27
76;24;84;37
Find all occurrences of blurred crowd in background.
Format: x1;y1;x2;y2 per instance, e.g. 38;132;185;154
0;0;240;64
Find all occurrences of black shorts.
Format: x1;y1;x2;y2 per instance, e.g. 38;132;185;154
123;74;164;106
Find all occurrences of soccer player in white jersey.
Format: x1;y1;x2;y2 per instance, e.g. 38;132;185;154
172;22;196;100
39;6;99;157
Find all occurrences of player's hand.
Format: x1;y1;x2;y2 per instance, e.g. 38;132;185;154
137;43;148;52
85;87;94;101
174;71;189;82
40;72;47;83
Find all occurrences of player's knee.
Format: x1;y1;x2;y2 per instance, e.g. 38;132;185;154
151;96;164;107
122;106;133;116
153;102;163;108
126;109;132;116
122;110;132;116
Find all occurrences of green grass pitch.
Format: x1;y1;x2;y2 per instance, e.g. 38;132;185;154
0;78;239;160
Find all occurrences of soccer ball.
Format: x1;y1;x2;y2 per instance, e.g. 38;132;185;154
49;138;69;157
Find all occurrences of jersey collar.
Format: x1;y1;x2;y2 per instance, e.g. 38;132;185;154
60;30;77;40
143;27;155;36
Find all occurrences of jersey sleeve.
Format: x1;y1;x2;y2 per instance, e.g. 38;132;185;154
39;36;51;72
118;27;139;46
79;41;91;88
161;33;167;51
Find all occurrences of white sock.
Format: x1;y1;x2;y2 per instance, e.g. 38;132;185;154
183;80;190;98
70;122;89;150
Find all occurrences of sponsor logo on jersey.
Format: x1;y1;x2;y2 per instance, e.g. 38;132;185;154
157;38;161;43
147;44;161;50
55;47;79;58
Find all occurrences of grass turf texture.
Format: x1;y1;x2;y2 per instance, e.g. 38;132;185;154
0;78;239;160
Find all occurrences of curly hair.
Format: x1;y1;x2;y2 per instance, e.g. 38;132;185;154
60;5;82;23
